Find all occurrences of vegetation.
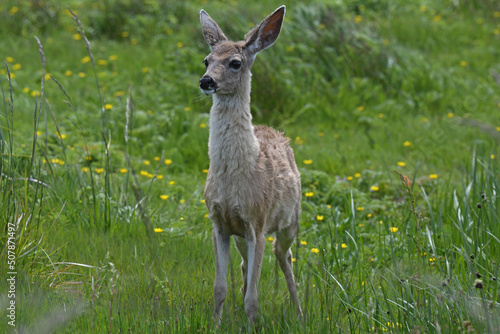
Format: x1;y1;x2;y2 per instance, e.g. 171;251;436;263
1;0;499;332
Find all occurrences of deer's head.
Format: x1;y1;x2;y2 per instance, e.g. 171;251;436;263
199;6;285;96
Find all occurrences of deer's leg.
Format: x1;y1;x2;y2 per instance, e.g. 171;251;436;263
234;236;248;302
244;227;266;324
274;226;302;317
212;224;230;324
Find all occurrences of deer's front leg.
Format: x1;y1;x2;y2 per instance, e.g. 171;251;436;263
212;223;230;324
244;228;266;325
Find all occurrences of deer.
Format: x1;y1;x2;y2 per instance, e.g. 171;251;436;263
198;5;302;326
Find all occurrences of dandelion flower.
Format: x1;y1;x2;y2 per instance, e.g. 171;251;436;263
109;55;118;61
157;175;163;180
81;167;89;172
341;243;348;249
354;15;362;23
303;159;313;165
420;5;427;12
305;192;314;197
429;174;438;179
311;248;320;254
97;59;108;66
56;133;67;139
164;159;172;165
36;130;42;136
292;258;296;262
160;195;169;200
177;42;184;48
12;64;21;70
169;181;176;185
179;199;186;204
78;72;86;78
267;236;274;242
105;104;113;110
95;168;104;174
6;57;14;63
347;176;353;181
9;6;19;15
200;123;207;128
65;70;72;76
429;257;436;262
316;215;324;221
23;87;30;94
119;168;127;173
371;185;379;191
121;31;129;37
357;207;364;211
154;228;163;233
142;67;149;74
202;169;209;173
143;160;150;166
140;170;148;176
496;126;500;132
30;90;40;97
354;173;361;178
73;34;81;40
81;56;91;64
403;141;412;147
397;161;406;167
300;240;307;246
357;105;365;111
389;227;398;233
447;112;454;118
491;154;495;160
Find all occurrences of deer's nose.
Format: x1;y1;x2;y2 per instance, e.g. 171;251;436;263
199;76;215;90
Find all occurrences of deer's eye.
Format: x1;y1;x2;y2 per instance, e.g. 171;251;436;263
229;60;241;70
203;59;209;68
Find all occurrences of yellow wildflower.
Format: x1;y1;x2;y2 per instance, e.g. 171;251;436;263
140;170;148;176
119;168;127;173
157;175;164;180
370;186;379;191
169;181;175;185
305;192;314;197
121;31;129;37
202;169;209;173
65;70;72;76
78;72;86;78
154;228;163;233
397;161;406;167
5;57;14;63
160;195;169;200
303;159;313;165
109;55;118;61
23;87;30;94
164;159;172;165
357;105;365;111
200;123;207;128
9;6;19;15
267;237;274;242
403;141;412;147
97;59;108;66
341;243;348;249
300;240;307;246
491;154;495;160
95;168;104;174
447;112;454;118
73;34;81;40
429;174;438;179
143;160;150;166
354;173;361;178
311;248;320;254
316;215;324;221
12;64;21;70
354;15;362;23
81;56;91;64
105;104;113;110
347;176;353;181
357;207;364;211
81;167;89;173
389;227;398;233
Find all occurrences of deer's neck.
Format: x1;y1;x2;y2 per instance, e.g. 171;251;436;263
208;86;260;177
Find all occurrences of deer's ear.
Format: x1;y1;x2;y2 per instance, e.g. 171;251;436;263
200;10;228;50
244;6;285;57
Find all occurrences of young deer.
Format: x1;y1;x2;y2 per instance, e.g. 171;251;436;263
199;5;302;325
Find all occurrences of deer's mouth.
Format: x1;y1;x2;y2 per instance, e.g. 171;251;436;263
201;88;216;95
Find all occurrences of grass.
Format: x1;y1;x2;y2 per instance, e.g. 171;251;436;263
1;0;500;332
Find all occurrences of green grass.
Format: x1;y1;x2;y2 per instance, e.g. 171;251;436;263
1;0;500;332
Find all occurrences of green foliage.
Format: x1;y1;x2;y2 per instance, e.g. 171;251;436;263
1;0;500;333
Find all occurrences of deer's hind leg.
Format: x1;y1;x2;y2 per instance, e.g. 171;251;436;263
273;224;302;317
234;236;248;302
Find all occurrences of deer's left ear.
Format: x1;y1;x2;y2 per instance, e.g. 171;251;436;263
244;6;285;57
200;9;228;50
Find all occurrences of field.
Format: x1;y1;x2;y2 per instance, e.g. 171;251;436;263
1;0;500;332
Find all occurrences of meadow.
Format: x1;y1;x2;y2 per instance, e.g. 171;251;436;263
1;0;499;332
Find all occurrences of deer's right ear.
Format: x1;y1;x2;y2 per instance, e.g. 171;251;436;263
200;10;228;50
